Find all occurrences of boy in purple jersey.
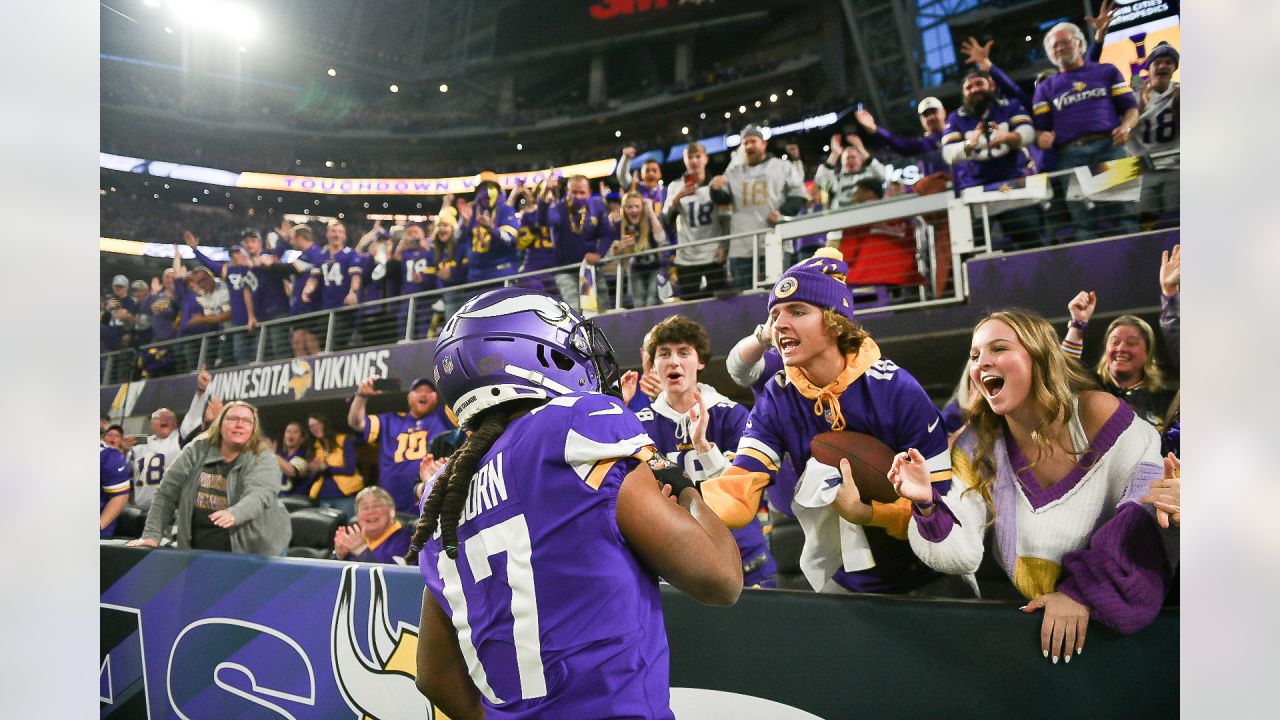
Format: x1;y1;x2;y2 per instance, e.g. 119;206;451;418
101;431;132;538
702;249;966;596
725;329;800;517
349;375;457;514
539;175;614;311
410;288;740;720
334;487;412;564
1032;21;1139;240
460;173;521;286
394;221;436;340
301;222;363;351
636;316;776;587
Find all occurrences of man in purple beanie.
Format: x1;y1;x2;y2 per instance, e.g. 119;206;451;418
700;248;967;597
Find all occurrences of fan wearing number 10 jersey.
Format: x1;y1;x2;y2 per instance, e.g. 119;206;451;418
409;288;742;720
348;375;457;514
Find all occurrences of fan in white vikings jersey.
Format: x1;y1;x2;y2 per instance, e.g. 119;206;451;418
710;125;808;290
1127;42;1180;230
128;386;210;511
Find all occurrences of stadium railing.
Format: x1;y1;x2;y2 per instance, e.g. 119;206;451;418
100;151;1177;385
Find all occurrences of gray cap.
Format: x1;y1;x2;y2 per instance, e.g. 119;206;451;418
740;124;765;140
111;274;129;287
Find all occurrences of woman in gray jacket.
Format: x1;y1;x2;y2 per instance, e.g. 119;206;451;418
127;400;291;555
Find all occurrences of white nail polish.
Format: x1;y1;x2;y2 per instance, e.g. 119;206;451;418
1065;655;1071;664
1043;650;1048;658
1077;647;1083;655
1052;656;1058;664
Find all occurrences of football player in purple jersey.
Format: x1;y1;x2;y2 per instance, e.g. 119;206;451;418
410;288;740;720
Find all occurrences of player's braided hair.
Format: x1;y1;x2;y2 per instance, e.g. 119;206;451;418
406;400;539;564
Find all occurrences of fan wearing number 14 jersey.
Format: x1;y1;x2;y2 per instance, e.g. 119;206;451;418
410;288;741;720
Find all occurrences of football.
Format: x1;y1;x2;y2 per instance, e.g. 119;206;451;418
809;431;901;504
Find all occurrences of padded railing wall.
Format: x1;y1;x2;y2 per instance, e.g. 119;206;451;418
101;545;1177;719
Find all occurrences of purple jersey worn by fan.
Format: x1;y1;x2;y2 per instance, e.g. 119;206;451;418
1032;62;1137;148
349;522;411;564
277;446;310;496
419;392;673;719
751;350;800;517
461;201;520;280
636;386;776;587
317;246;363;309
361;407;456;514
400;247;436;295
289;244;328;315
515;212;558;295
192;248;254;325
539;197;612;265
143;292;178;342
941;97;1035;190
100;442;131;538
733;349;950;593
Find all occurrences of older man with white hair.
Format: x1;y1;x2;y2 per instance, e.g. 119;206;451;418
1031;20;1139;240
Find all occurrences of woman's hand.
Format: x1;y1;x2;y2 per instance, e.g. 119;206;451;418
1022;592;1090;663
1067;290;1097;324
125;538;159;548
887;448;933;504
1159;244;1180;297
333;525;367;559
208;510;236;529
1142;452;1181;528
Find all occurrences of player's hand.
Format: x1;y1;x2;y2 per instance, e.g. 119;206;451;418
638;370;663;400
888;448;933;503
1084;0;1116;42
620;370;639;405
1142;453;1181;528
1036;131;1055;150
182;230;199;248
125;538;159;548
959;36;994;70
1068;290;1097;324
197;365;212;392
208;510;236;529
710;175;728;191
833;458;874;524
1159;244;1180;297
854;108;877;132
1023;592;1089;663
690;390;712;454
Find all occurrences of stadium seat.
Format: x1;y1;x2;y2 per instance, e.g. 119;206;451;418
287;546;332;560
288;507;345;554
114;505;147;540
281;495;317;514
396;512;418;529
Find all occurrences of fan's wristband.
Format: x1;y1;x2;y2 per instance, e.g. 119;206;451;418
1068;319;1088;332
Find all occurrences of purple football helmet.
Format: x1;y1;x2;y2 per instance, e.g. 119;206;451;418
430;288;622;427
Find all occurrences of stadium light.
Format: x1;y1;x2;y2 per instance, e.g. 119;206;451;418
738;105;747;114
439;83;449;93
699;112;706;119
389;84;399;93
516;143;523;150
164;26;174;34
786;89;794;96
680;126;688;135
1025;35;1032;41
769;93;778;102
723;112;731;119
170;1;261;40
238;46;247;53
325;160;334;168
328;68;337;77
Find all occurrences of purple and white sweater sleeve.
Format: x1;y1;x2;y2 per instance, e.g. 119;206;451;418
906;441;991;576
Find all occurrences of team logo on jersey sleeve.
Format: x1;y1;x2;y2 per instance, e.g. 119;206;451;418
774;277;798;298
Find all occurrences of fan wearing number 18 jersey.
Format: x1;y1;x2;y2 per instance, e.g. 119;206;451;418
129;391;209;511
410;288;742;720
